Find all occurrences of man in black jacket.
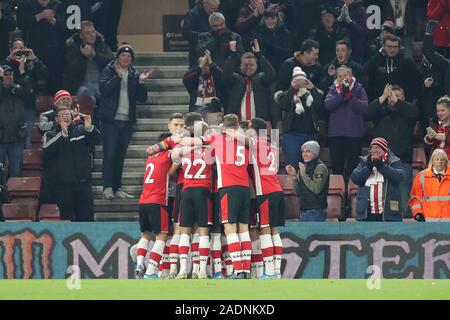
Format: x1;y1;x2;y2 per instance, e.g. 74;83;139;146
17;0;66;94
182;0;220;67
222;39;276;123
42;106;101;221
0;65;33;177
183;49;224;112
363;34;420;102
2;39;49;149
276;39;322;92
0;2;16;61
65;20;114;102
196;12;244;69
99;44;150;200
367;84;419;218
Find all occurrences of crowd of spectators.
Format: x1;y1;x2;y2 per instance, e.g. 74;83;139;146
182;0;450;221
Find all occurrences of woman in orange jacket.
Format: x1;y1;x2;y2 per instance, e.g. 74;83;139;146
409;149;450;221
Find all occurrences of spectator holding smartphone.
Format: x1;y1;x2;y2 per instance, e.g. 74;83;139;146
424;96;450;159
2;39;49;149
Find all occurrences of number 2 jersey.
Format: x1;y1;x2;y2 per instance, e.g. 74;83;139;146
139;150;173;206
250;136;282;195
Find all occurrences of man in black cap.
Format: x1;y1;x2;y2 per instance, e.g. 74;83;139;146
99;43;152;200
200;97;223;126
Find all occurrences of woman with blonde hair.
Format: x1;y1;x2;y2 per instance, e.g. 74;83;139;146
409;149;450;222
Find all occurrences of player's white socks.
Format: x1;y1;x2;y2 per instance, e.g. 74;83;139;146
227;233;243;274
221;235;233;276
210;233;222;275
272;233;282;277
199;235;210;277
136;238;149;268
169;234;180;274
251;238;264;278
145;239;165;276
191;233;200;276
178;233;190;275
239;232;252;274
159;240;171;279
260;234;275;276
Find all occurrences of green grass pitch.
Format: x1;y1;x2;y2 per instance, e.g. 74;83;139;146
1;279;450;300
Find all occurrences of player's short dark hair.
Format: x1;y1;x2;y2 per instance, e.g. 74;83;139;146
300;39;320;53
158;132;172;142
336;39;351;50
382;34;401;45
250;117;267;134
223;114;239;128
184;112;203;127
239;120;250;130
169;113;184;122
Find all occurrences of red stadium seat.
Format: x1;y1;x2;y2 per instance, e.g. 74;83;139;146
278;174;299;220
23;149;43;170
36;95;53;113
7;177;41;199
413;147;426;170
73;96;94;115
327;175;345;219
31;123;42;143
2;198;38;221
319;147;332;168
38;204;62;221
347;179;359;218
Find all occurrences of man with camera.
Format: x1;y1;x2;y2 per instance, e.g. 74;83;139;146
42;106;101;221
0;65;33;177
2;39;49;149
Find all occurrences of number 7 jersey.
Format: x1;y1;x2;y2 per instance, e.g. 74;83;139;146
139;150;173;206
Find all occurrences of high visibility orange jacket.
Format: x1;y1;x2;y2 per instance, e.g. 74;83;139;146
409;167;450;219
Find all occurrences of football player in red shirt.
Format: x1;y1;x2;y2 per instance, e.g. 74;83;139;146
248;117;285;278
174;122;215;279
135;133;180;279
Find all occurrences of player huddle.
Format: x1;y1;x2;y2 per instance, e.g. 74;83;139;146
130;112;285;279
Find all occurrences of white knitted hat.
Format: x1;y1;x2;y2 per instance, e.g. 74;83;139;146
292;66;307;80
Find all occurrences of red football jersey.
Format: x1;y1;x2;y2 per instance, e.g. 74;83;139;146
139;150;173;205
205;132;250;189
181;146;215;190
250;137;282;195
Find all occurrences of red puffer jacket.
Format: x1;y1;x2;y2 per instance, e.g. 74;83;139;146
428;0;450;47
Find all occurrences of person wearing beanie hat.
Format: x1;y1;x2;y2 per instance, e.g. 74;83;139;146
53;90;72;107
274;59;324;169
99;43;152;200
285;140;330;222
350;136;404;222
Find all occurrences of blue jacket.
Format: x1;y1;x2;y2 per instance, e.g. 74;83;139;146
99;60;147;124
350;151;404;221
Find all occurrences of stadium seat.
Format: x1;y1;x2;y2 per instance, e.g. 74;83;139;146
363;121;375;145
327;175;345;219
319;147;332;168
317;120;327;147
413;122;424;147
31;123;42;143
6;177;41;199
2;198;38;221
38;204;63;221
412;147;426;170
347;179;359;218
36;95;53;113
23;149;43;170
412;41;423;63
278;174;299;220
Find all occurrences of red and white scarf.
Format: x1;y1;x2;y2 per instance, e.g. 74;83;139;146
292;88;314;115
195;74;217;107
334;77;355;101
